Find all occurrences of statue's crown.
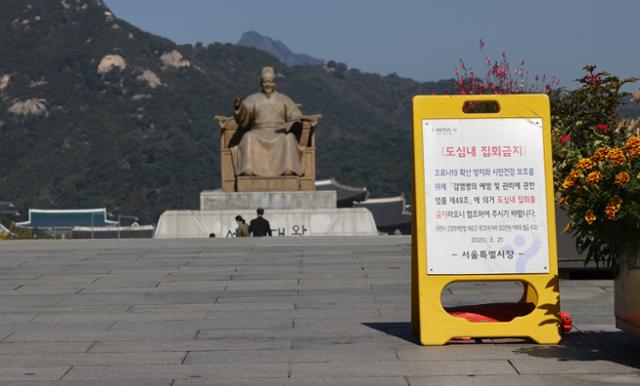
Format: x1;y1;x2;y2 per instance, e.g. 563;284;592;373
261;66;276;79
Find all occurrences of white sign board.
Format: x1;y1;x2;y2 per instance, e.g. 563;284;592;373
423;118;550;275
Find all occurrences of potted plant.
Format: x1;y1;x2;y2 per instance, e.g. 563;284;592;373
554;66;640;336
454;47;640;334
558;135;640;335
550;65;639;194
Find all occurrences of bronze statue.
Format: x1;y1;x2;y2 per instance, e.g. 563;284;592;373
230;67;320;177
216;66;321;192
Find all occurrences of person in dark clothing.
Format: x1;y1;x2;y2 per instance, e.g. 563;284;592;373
249;207;272;237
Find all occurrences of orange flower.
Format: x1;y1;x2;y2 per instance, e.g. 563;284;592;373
607;148;626;166
624;135;640;149
561;170;582;191
584;210;596;225
615;171;630;186
558;196;569;207
604;196;623;220
576;157;595;170
586;171;602;185
609;195;623;206
592;147;610;161
576;198;586;207
563;222;574;233
604;207;617;220
624;136;640;158
628;148;640;158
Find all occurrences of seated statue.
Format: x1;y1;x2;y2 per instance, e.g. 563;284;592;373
230;66;321;177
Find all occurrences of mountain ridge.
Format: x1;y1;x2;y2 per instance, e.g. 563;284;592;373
238;30;324;67
0;0;455;223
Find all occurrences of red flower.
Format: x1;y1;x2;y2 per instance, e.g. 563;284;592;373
560;311;572;333
596;123;608;133
559;134;570;144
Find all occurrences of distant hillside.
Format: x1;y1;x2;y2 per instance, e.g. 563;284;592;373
238;31;324;67
620;96;640;117
0;0;454;223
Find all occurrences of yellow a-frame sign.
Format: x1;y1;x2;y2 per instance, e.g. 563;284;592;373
411;95;561;345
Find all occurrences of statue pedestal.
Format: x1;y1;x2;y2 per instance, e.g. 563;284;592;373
154;191;378;238
200;190;336;210
235;176;315;192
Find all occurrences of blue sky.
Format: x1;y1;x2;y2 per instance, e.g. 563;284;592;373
105;0;639;89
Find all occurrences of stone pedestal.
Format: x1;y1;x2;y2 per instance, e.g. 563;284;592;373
154;190;378;238
200;190;336;210
154;208;377;238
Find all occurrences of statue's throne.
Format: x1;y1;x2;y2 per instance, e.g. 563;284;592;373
215;116;319;192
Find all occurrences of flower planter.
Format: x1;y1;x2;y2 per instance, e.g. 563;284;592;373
615;250;640;337
555;206;590;268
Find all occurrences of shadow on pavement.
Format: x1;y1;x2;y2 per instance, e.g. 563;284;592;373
514;331;640;370
362;322;420;344
364;321;640;370
363;321;532;345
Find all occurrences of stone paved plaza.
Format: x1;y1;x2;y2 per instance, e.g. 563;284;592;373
0;237;638;385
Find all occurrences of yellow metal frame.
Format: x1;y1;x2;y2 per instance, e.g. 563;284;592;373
411;95;561;345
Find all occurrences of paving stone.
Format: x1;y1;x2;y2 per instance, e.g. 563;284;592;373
90;278;165;288
183;347;397;364
1;321;114;334
33;311;208;323
55;294;151;306
0;305;130;314
397;342;614;361
128;302;292;313
300;279;371;290
0;295;65;307
174;377;408;386
0;342;93;354
112;318;292;331
289;335;411;350
154;281;229;291
510;357;640;375
31;274;102;284
407;374;640;386
91;338;291;353
290;359;516;377
0;238;636;385
197;323;383;339
8;285;86;295
573;323;621;333
63;363;288;380
0;366;70;381
293;300;381;310
6;327;197;342
0;314;38;323
225;279;299;295
0;381;172;386
237;308;383;320
0;352;185;366
162;273;232;282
